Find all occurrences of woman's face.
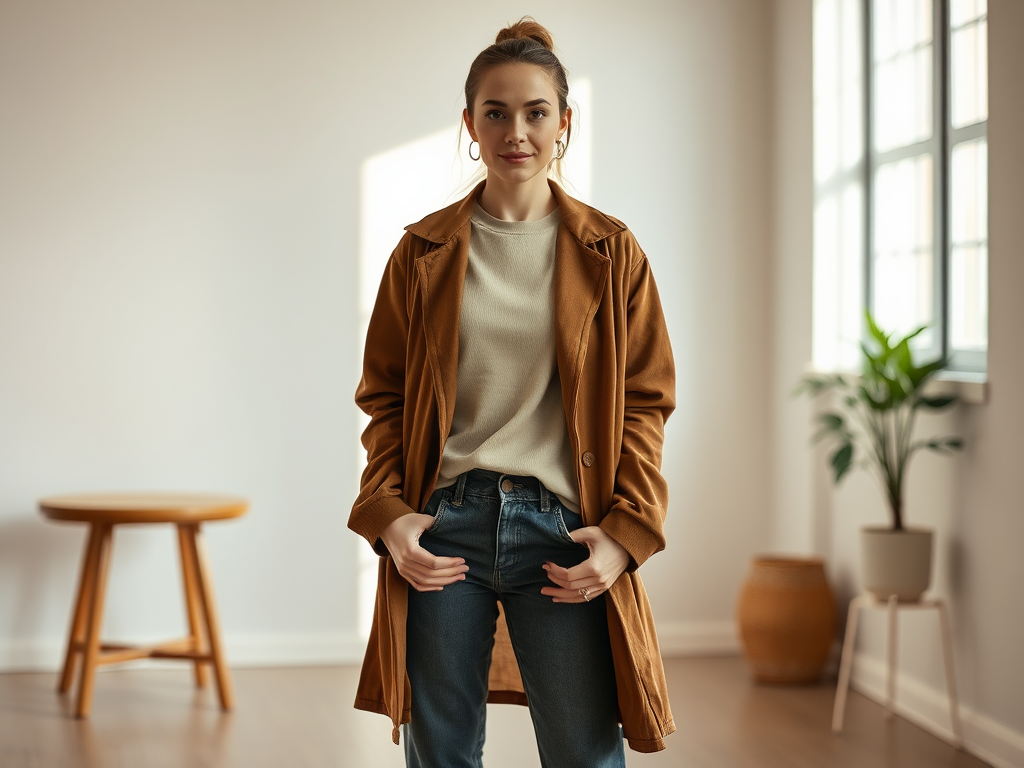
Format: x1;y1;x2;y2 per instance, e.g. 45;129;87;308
463;63;570;189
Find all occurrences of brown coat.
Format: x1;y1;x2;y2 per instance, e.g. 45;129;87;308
349;180;677;753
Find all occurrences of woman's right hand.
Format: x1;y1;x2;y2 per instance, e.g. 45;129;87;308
380;513;468;592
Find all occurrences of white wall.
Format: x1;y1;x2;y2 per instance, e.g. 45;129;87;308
769;0;816;558
0;0;779;668
770;2;1024;766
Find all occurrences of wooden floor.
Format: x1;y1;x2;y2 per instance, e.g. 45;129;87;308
0;656;990;768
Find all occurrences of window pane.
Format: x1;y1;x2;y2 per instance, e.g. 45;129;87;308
950;245;988;350
814;183;865;371
950;0;985;27
950;139;988;350
951;138;987;242
815;0;864;183
951;17;988;128
873;154;934;344
814;0;866;371
873;0;932;151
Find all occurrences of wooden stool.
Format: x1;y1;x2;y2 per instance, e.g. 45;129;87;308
39;493;248;717
832;594;964;748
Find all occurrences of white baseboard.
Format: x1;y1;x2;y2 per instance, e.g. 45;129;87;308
0;632;366;673
852;652;1024;768
656;620;740;656
0;639;65;672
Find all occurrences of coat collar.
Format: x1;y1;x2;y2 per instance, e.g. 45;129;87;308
405;180;626;247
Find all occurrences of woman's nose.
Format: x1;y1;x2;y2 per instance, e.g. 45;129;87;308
505;119;526;144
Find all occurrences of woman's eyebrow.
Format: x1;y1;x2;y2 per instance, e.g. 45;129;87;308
480;98;553;108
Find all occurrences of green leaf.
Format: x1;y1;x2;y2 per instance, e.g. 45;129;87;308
907;357;948;389
892;338;913;374
793;376;834;398
817;412;844;430
901;324;928;345
917;395;957;410
865;310;891;351
859;384;891;411
913;436;965;454
831;442;854;483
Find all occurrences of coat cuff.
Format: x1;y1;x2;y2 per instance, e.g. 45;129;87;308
599;508;665;571
349;493;417;557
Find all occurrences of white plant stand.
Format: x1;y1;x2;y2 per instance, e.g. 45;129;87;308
832;594;964;748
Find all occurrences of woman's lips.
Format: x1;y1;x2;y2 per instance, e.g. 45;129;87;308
499;152;532;164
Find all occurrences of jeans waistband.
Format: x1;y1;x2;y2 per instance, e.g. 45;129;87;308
450;469;552;513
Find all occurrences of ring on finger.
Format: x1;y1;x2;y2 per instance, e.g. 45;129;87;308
578;586;592;601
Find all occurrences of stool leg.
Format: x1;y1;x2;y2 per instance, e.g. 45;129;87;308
177;524;209;688
76;523;113;718
58;524;102;693
935;599;965;748
833;595;864;733
885;595;898;719
183;523;234;710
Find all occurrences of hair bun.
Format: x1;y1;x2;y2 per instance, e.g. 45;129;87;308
495;17;554;52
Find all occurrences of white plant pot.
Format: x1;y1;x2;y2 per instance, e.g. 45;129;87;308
860;527;933;602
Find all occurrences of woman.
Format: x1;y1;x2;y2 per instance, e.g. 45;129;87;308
349;18;676;768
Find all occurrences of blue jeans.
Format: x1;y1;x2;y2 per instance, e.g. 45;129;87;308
404;469;626;768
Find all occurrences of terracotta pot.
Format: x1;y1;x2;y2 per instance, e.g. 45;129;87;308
860;527;933;602
737;557;836;684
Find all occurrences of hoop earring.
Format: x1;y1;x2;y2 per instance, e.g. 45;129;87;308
555;139;566;160
468;140;480;161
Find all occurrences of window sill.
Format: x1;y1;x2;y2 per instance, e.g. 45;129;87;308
928;370;988;405
802;366;989;406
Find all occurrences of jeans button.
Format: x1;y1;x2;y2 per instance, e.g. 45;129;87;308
500;478;514;493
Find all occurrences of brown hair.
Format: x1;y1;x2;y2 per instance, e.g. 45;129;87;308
464;18;572;157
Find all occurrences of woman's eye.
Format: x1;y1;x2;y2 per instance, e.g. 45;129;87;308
485;110;505;120
530;110;547;120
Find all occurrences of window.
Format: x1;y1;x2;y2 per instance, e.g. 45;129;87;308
813;0;988;373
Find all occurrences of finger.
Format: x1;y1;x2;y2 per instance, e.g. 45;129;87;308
540;585;603;603
401;561;469;582
568;527;597;549
406;572;466;589
406;547;466;570
542;574;602;594
408;580;444;593
543;561;599;589
401;567;467;589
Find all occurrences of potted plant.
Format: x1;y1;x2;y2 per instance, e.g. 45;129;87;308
796;311;963;602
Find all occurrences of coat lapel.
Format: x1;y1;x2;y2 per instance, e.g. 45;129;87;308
415;235;468;440
553;227;610;406
549;183;623;415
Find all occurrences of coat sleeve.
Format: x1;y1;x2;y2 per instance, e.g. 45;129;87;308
599;251;676;570
348;236;419;555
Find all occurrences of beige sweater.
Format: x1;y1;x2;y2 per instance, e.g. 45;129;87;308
435;204;579;511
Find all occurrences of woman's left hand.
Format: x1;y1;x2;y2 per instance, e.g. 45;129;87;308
541;526;631;603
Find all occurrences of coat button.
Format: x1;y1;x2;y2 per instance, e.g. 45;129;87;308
500;478;514;493
581;451;596;468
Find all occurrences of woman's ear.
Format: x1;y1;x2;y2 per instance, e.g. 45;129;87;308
559;107;572;138
463;109;478;142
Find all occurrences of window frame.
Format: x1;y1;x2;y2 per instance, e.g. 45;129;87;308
862;0;988;373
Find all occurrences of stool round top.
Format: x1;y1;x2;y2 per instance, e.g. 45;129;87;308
39;493;248;525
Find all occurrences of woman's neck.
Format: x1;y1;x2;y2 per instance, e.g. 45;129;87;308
476;175;557;222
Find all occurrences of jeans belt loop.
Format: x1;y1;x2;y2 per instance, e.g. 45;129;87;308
452;472;468;507
540;482;551;514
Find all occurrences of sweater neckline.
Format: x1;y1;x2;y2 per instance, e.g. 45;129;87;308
471;204;560;235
